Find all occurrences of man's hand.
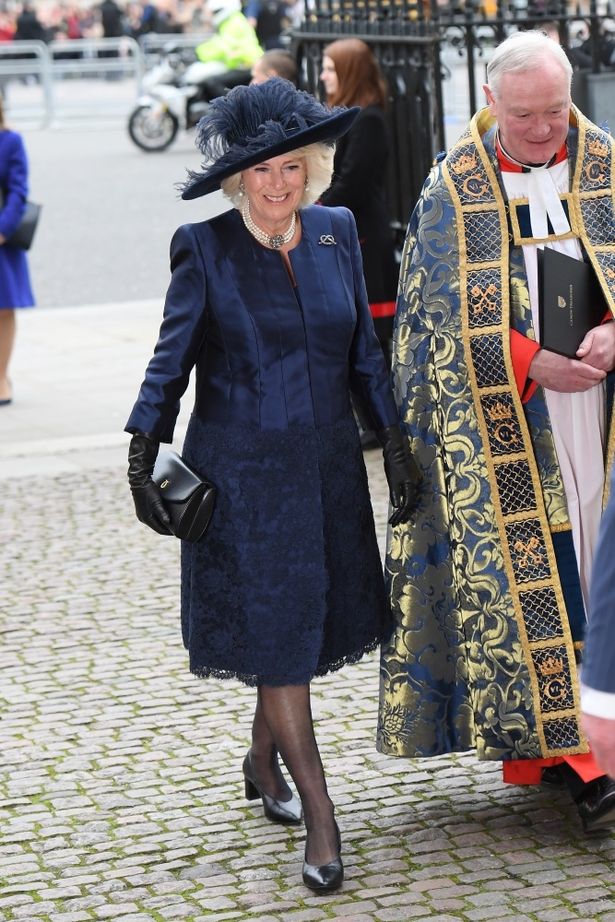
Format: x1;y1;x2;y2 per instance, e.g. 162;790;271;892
582;712;615;778
529;347;606;392
576;321;615;373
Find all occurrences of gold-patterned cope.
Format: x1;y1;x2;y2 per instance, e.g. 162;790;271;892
442;107;615;757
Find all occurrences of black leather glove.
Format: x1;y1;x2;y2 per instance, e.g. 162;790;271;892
378;425;422;527
127;432;172;536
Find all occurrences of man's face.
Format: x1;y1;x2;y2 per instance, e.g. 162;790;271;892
483;59;571;165
251;60;270;84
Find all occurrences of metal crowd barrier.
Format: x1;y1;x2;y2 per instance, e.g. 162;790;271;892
0;37;145;127
0;41;52;124
48;37;144;83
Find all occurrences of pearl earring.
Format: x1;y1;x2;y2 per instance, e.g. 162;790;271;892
304;178;310;191
238;180;245;197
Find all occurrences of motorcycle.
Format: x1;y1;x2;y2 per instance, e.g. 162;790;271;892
128;46;226;152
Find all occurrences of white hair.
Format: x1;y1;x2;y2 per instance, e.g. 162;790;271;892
487;30;573;97
221;143;335;209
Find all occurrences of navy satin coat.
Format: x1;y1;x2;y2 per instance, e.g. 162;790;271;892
126;204;398;686
126;204;398;440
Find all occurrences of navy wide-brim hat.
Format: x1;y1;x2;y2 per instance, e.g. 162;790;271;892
181;77;359;200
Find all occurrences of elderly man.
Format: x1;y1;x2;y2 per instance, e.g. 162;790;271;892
378;29;615;831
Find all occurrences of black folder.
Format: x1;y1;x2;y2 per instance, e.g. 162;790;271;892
537;248;607;358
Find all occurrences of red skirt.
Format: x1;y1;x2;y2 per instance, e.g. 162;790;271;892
502;752;603;785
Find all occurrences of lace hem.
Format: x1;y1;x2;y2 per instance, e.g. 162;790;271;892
189;632;383;688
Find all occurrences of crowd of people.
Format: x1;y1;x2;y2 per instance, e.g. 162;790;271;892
0;0;301;46
0;1;195;44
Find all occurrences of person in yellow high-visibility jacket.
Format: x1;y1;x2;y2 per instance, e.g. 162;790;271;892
194;0;263;101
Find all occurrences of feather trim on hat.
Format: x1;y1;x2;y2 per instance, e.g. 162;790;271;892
182;78;348;194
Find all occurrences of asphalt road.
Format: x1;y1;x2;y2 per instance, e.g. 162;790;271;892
20;120;228;309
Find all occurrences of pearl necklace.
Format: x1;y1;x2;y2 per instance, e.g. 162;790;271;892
241;202;296;249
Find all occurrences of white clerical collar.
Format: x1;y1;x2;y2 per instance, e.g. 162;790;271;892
497;131;570;238
496;130;560;171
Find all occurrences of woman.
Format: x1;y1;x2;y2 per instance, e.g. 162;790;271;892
319;39;397;371
125;78;420;893
0;97;35;405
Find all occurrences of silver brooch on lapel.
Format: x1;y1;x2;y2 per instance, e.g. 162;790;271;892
318;234;336;246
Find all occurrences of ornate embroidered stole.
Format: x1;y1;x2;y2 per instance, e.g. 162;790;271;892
442;107;615;757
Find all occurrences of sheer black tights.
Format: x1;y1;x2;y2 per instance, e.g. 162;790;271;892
249;684;338;866
249;691;293;802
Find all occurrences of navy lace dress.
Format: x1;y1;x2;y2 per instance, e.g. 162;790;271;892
126;205;398;686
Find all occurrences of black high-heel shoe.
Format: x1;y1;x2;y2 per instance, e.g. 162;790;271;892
302;822;343;893
242;752;303;825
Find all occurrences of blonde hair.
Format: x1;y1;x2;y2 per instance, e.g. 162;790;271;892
221;143;335;209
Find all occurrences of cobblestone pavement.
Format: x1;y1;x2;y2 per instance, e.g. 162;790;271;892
3;454;615;922
2;302;615;922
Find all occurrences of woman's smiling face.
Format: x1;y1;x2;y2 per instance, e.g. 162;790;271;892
242;154;307;233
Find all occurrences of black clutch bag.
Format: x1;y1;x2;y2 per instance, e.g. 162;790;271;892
0;193;42;250
152;451;216;543
9;201;42;250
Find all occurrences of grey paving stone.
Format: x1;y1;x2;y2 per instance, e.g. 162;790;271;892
570;898;615;913
429;899;469;911
463;909;517;921
375;893;428;908
281;911;329;921
374;912;424;922
535;909;579;922
188;915;246;922
466;890;514;907
11;903;57;917
522;868;569;885
406;915;470;922
0;895;35;908
47;913;92;922
103;917;158;922
92;904;142;918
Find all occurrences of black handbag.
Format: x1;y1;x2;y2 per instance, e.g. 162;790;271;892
152;451;217;542
0;193;42;250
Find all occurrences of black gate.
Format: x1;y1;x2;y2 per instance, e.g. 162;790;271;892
292;5;444;237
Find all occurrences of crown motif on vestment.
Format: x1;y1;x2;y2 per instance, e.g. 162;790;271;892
451;153;478;175
486;400;512;421
588;138;609;159
539;655;564;677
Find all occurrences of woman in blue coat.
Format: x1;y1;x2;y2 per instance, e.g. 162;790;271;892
125;79;420;892
0;98;35;405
